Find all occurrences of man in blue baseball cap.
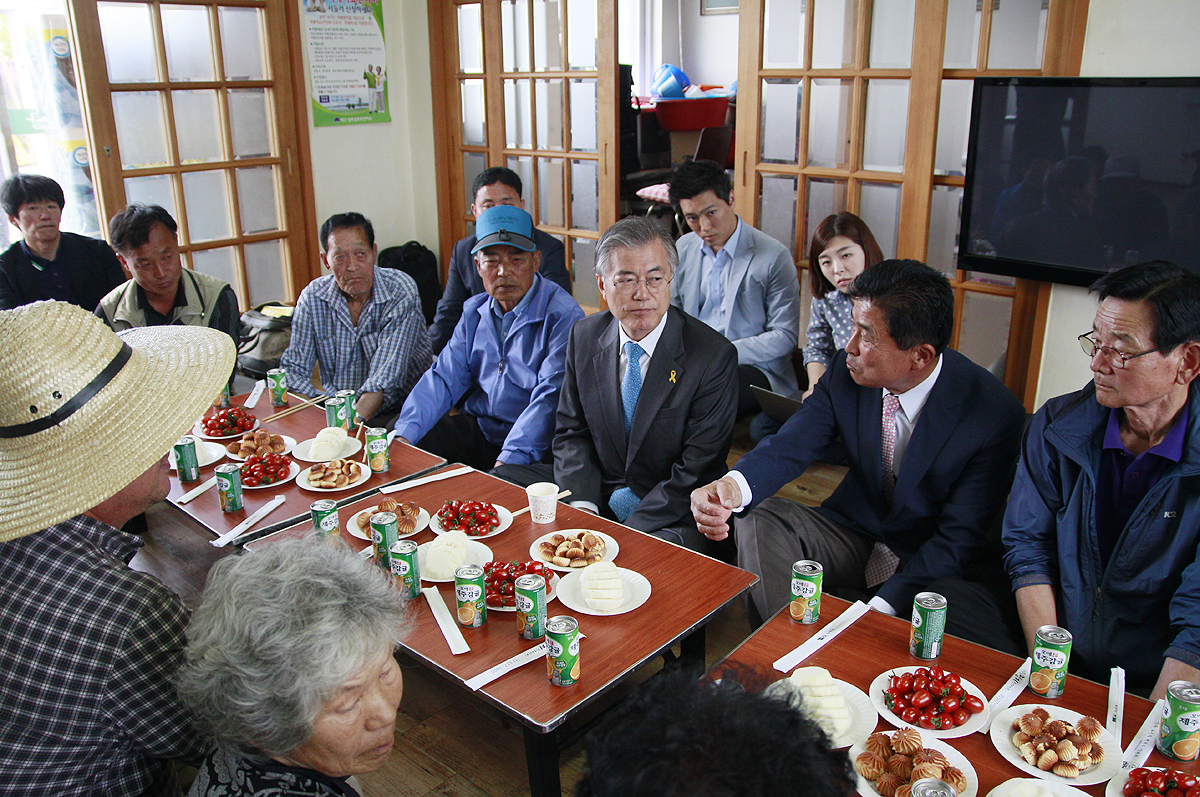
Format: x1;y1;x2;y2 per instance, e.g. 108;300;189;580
395;205;583;469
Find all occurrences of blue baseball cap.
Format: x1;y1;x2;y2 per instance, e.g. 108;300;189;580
471;205;537;255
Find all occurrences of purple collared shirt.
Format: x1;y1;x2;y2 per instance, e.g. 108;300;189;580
1096;403;1189;566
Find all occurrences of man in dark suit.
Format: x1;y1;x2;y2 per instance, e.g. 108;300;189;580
692;259;1026;622
428;167;572;353
554;217;738;551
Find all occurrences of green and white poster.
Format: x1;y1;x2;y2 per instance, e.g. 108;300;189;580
301;0;389;126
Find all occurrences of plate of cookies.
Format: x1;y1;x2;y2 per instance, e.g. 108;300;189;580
224;430;296;461
529;530;619;571
988;705;1116;787
852;728;977;797
298;458;370;491
346;498;429;540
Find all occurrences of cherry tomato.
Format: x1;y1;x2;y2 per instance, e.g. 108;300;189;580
930;666;946;680
898;673;913;692
1168;789;1185;797
1125;783;1147;797
890;674;905;690
928;679;945;696
914;674;929;692
917;712;935;730
962;695;985;714
1184;786;1200;797
243;476;259;487
952;708;970;726
941;695;960;713
1177;776;1198;791
900;706;919;724
915;667;930;679
1132;770;1153;782
910;689;933;709
944;673;960;687
1149;773;1170;792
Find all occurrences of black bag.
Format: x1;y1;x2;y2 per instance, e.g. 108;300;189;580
237;302;293;380
379;241;441;325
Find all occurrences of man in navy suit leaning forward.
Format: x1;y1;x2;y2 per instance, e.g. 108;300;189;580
692;259;1026;624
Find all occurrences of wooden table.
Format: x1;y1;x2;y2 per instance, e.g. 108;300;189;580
250;466;759;797
718;596;1193;796
168;394;444;543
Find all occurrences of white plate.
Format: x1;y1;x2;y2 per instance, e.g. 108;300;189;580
870;666;989;738
297;463;371;492
486;572;560;612
989;704;1119;787
169;438;224;470
990;777;1092;797
554;566;651;616
224;434;297;461
193;417;259;441
416;539;493;583
345;506;430;540
428;502;513;539
293;436;363;462
528;530;620;572
240;461;300;490
850;735;978;797
765;677;878;749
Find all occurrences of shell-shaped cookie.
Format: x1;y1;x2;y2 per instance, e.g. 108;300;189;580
1052;761;1080;778
1055;739;1078;762
1036;749;1059;771
1018;713;1044;735
1076;716;1103;742
1045;719;1071;739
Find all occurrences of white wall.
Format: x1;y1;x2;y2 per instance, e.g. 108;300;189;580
678;3;738;88
299;0;441;267
1033;0;1200;408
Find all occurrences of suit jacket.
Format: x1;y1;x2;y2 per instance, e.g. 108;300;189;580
736;348;1026;609
428;227;570;353
0;232;126;312
671;222;800;393
554;307;738;533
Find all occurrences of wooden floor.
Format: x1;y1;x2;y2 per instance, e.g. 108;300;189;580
358;419;847;797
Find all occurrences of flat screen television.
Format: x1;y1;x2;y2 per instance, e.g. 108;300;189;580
959;77;1200;287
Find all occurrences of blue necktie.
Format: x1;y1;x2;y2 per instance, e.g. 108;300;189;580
621;340;644;437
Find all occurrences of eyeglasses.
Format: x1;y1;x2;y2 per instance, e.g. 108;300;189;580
609;274;670;295
1077;333;1159;368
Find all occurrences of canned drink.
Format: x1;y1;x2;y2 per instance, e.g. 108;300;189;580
174;436;200;483
365;427;390;473
213;381;231;408
1158;681;1200;761
336;389;358;432
215;463;243;512
388;539;421;600
369;512;399;572
515;574;547;640
266;369;288;407
310;499;339;540
546;615;581;686
454;565;487;628
909;592;947;660
1030;625;1072;698
789;560;823;624
324;394;346;430
910;779;957;797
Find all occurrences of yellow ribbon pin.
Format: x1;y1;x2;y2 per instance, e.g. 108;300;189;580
669;370;677;383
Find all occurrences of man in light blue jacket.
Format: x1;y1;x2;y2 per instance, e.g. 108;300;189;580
395;205;583;469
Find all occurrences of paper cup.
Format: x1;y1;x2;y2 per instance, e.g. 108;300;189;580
526;482;559;524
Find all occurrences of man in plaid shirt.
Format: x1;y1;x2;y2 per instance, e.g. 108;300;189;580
0;302;235;795
281;211;431;426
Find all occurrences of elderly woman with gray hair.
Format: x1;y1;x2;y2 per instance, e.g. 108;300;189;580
178;538;410;796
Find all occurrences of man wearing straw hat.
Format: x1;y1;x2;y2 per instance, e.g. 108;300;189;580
0;301;234;795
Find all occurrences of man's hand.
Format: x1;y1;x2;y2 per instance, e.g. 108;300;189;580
1015;583;1059;655
690;476;743;541
353;391;384;424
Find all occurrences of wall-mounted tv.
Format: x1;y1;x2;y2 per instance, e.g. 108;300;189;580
959;77;1200;287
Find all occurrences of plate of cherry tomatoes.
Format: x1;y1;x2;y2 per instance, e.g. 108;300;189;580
238;453;298;489
483;560;559;611
1107;768;1200;797
430;500;512;539
195;406;259;440
870;665;989;738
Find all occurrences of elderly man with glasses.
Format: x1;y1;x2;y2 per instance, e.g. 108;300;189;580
1003;261;1200;699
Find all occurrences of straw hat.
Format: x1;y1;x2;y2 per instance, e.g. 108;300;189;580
0;301;234;541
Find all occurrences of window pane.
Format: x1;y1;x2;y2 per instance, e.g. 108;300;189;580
162;5;213;81
868;0;914;68
191;247;238;295
463;152;487;214
808;79;851;169
934;80;973;176
228;89;272;159
569;79;597;152
181;170;232;242
927;184;962;277
98;2;157;83
507;155;535;211
536;79;564;150
572;236;598;306
462;79;486;146
858;181;901;259
235;166;279;234
124;174;176;217
943;0;981;68
806;178;847;250
502;0;530;72
533;0;562;71
763;0;805;69
958;291;1012;377
987;0;1046;70
538;157;565;227
173;90;222;164
570;158;598;231
505;79;532;149
458;3;483;73
566;0;596;70
112;91;168;169
759;174;797;258
862;80;908;172
811;0;857;69
245;239;286;306
219;7;265;81
761;79;801;164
